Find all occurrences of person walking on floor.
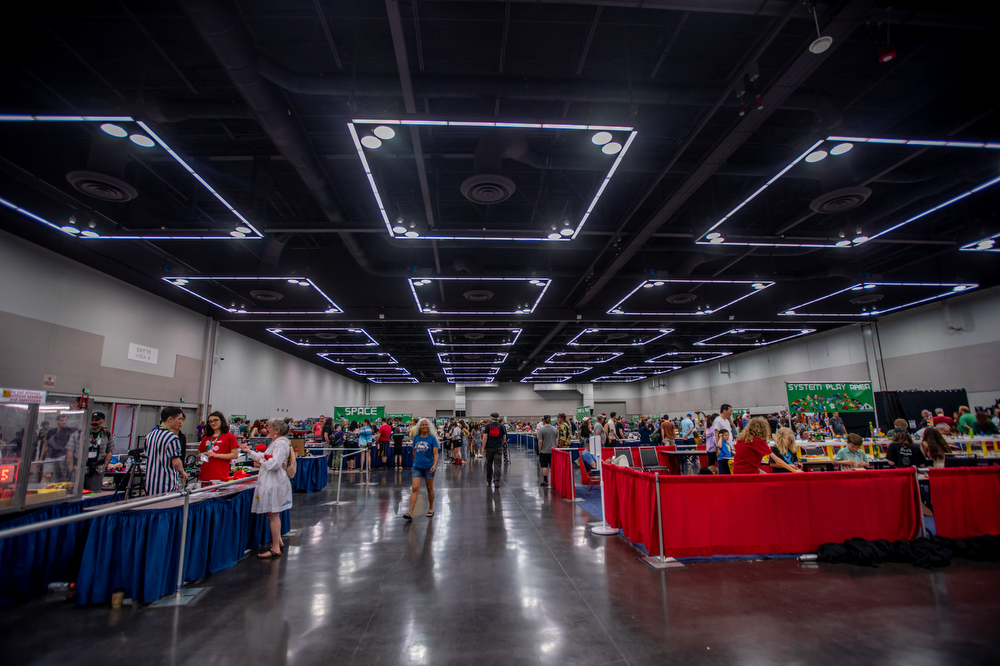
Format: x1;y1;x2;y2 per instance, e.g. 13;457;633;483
484;412;507;489
404;418;439;520
239;418;294;558
536;415;558;487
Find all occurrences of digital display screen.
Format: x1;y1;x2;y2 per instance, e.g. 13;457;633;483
0;463;17;484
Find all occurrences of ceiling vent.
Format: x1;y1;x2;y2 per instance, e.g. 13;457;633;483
809;186;872;214
849;293;884;305
315;332;339;340
666;293;698;305
460;130;525;204
607;332;628;340
250;290;284;302
463;290;494;302
66;170;138;202
739;332;761;340
460;174;516;204
464;333;485;340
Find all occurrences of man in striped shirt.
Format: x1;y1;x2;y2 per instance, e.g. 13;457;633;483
144;407;189;496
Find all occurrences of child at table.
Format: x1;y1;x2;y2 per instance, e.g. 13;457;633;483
716;428;734;474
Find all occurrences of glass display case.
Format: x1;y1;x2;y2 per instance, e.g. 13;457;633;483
0;388;89;515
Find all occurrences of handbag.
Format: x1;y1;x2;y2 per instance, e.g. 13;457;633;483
284;447;297;478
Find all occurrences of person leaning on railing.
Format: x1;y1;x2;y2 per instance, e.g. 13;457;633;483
733;417;802;474
239;418;294;559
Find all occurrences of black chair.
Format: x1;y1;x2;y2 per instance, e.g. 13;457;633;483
944;455;981;468
614;448;634;466
638;447;670;471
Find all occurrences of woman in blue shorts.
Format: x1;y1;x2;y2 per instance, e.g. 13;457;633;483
404;418;439;520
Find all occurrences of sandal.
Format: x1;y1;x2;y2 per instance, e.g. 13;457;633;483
403;514;413;521
426;511;435;518
258;549;282;559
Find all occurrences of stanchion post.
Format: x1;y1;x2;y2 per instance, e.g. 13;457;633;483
591;455;618;536
641;472;684;570
175;487;191;594
915;466;927;538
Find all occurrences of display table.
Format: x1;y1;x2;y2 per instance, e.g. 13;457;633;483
75;485;290;605
291;453;328;492
372;444;413;469
0;493;116;604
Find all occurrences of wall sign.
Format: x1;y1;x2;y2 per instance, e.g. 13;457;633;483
0;388;46;403
127;343;159;365
333;406;385;421
786;381;875;414
576;405;592;421
385;413;414;424
42;374;56;388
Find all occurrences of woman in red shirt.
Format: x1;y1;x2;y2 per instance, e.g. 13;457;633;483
198;411;240;485
733;417;803;474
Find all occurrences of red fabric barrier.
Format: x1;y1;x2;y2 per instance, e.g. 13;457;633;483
601;463;659;555
656;469;920;557
928;467;1000;539
551;449;575;500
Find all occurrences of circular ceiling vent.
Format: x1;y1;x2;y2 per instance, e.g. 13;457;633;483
739;333;761;340
666;293;698;305
315;332;339;340
607;332;628;340
463;290;494;302
809;186;872;214
250;290;283;302
849;293;884;305
460;174;516;204
463;332;485;340
66;170;138;202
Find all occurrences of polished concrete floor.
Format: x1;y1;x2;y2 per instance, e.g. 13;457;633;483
5;442;1000;665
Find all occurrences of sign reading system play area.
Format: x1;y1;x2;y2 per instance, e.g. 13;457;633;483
786;382;875;414
334;406;385;421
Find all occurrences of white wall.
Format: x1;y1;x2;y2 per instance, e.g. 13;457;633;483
0;228;365;418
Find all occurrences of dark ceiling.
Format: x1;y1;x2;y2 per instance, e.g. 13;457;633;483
2;0;998;385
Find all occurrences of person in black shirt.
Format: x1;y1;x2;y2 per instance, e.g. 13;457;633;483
886;430;927;468
483;413;507;489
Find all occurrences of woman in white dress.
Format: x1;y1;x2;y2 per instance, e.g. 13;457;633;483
239;418;294;559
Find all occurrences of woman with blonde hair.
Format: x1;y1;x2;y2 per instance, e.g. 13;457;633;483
239;418;294;558
733;417;802;474
404;418;439;520
770;427;801;472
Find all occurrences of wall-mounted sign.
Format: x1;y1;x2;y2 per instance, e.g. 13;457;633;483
42;374;56;388
576;405;592;421
127;342;159;365
1;388;46;403
333;406;385;421
786;381;875;414
385;413;414;424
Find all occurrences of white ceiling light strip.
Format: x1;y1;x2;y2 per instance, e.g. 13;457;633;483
606;279;774;316
779;282;979;317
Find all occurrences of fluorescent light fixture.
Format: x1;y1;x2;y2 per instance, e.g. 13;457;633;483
559;227;574;236
614;365;679;375
701;135;1000;247
404;230;420;238
778;282;979;317
61;225;81;235
607;279;775;316
601;141;622;155
532;366;592;375
392;224;407;234
960;234;1000;252
368;377;420;384
592;131;612;145
360;135;382;149
267;327;378;347
348;366;410;377
162;276;342;315
693;328;816;347
80;230;99;238
229;231;246;238
592;375;646;382
348;118;637;241
835;240;852;247
427;327;522;347
443;366;500;375
521;376;572;383
408;277;551;315
317;353;399;365
853;235;869;245
100;123;127;137
645;351;732;364
438;352;508;365
565;327;673;346
129;134;155;147
545;351;622;364
372;125;396;140
446;377;496;384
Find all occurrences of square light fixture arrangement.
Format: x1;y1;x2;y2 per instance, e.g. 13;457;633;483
960;233;1000;252
614;365;680;375
545;351;623;364
592;375;646;383
368;377;420;384
645;351;733;364
347;366;411;377
566;327;674;346
443;366;500;376
778;282;979;317
607;279;774;316
267;327;377;347
0;114;262;240
693;328;816;347
163;277;342;315
438;352;508;365
409;277;550;315
427;327;522;347
531;366;593;376
521;376;573;383
697;135;1000;248
317;352;398;365
348;118;637;241
446;377;496;384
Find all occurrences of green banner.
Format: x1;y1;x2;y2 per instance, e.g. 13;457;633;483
576;405;591;421
385;413;413;424
786;382;875;414
333;406;385;421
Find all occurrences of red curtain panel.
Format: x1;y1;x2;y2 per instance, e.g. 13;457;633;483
655;469;920;557
928;467;1000;539
601;464;658;554
550;449;575;499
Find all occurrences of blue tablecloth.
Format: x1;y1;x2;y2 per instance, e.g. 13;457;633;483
290;454;328;492
75;487;290;605
372;444;413;469
0;493;116;604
